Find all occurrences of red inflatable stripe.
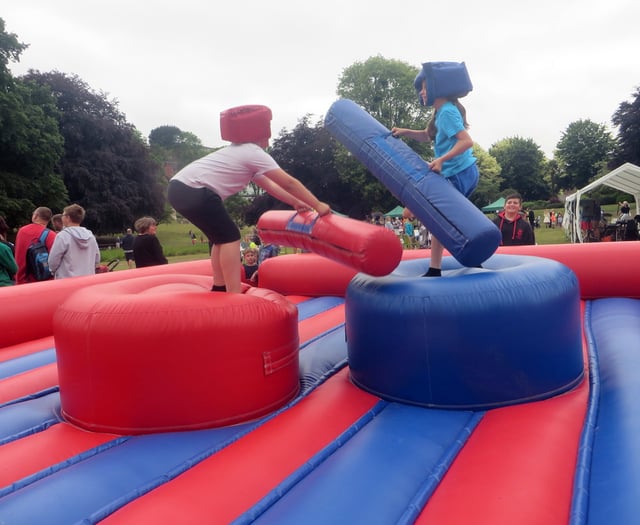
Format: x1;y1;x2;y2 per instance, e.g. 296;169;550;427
257;211;402;277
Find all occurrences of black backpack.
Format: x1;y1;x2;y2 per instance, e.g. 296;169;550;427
26;228;53;281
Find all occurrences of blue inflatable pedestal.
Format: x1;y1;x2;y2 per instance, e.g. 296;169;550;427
346;255;584;409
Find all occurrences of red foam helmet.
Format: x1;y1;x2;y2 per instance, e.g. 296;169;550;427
220;105;272;147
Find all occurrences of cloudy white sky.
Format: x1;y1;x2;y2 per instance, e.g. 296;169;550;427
4;0;639;157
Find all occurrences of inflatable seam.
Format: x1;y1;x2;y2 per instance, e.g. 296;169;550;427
263;341;299;376
569;300;600;525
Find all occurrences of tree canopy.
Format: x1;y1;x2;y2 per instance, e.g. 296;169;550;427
470;144;502;207
612;87;640;166
23;70;167;234
555;119;616;189
0;20;67;228
0;18;26;75
149;124;212;178
489;137;549;201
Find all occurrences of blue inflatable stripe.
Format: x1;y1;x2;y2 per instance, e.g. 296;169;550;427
232;400;389;525
0;386;59;410
0;320;349;524
0;348;56;380
573;298;640;525
0;422;260;525
0;436;130;499
295;296;344;321
237;403;484;525
569;300;600;525
325;99;500;267
294;298;348;393
298;326;347;394
0;392;61;446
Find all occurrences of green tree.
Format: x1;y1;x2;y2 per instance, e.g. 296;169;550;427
0;19;67;228
612;87;640;166
337;55;427;132
543;158;563;197
470;144;502;207
334;56;431;216
149;125;211;173
555;119;616;189
0;18;27;77
25;70;166;234
489;137;549;200
268;115;361;214
149;125;183;148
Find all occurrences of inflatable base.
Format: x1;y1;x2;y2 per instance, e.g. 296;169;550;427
54;274;299;434
346;254;584;409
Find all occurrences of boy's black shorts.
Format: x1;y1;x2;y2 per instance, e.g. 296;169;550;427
168;180;240;244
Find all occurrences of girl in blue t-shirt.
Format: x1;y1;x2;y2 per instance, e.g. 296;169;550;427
391;78;479;276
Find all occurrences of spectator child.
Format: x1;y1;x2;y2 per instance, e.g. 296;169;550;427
48;204;101;279
133;217;168;268
492;193;535;246
51;214;64;232
242;246;259;284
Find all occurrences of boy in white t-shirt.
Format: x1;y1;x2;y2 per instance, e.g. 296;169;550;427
168;105;330;293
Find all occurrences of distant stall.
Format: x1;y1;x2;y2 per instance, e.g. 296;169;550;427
384;205;405;217
481;196;505;213
564;163;640;243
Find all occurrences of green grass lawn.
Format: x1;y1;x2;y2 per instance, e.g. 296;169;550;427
100;222;296;270
531;223;568;244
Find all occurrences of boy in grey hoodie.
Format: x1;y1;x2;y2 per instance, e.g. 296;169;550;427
48;204;100;279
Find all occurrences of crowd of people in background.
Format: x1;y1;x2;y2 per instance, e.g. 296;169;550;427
542;210;563;229
0;206;169;286
371;214;431;249
0;194;634;289
369;193;542;249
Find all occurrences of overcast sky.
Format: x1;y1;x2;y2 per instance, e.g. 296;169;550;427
4;0;639;157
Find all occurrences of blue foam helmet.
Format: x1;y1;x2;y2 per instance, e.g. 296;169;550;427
414;62;473;106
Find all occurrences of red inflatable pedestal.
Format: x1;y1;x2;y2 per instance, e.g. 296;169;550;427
53;274;299;434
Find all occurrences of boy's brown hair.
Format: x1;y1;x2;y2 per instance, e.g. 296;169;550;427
63;204;86;224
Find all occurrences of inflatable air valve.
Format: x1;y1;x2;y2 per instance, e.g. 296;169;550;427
220;104;272;145
257;210;402;277
324;98;500;267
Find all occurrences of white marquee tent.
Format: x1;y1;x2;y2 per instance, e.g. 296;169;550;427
564;163;640;243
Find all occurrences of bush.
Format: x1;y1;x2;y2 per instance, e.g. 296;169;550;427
95;235;119;250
